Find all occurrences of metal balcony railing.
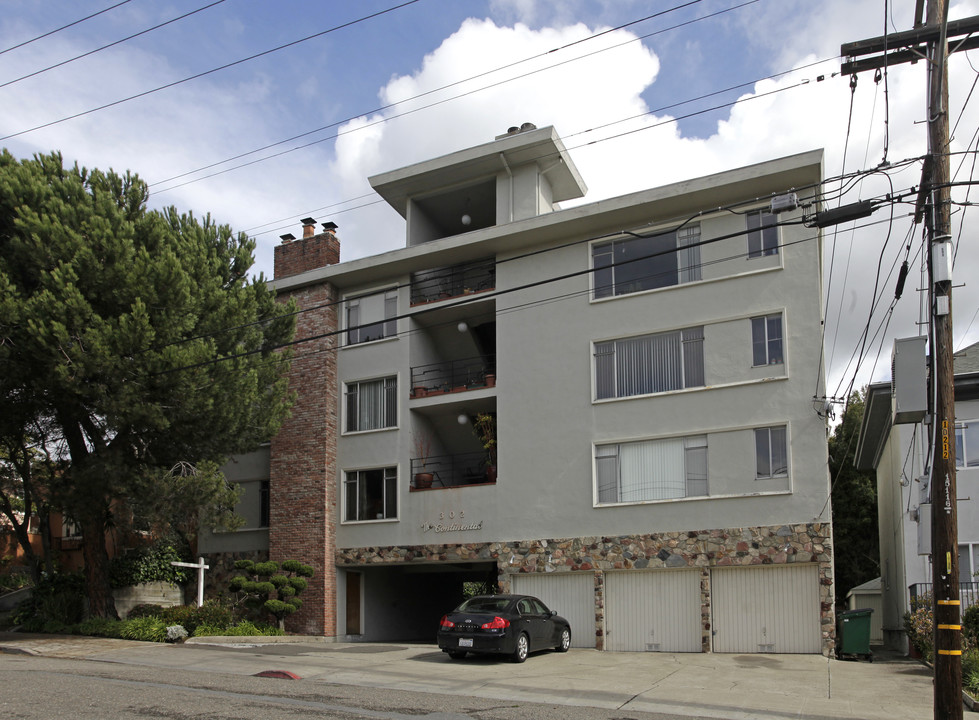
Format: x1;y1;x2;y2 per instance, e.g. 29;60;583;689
409;258;496;306
909;581;979;609
410;452;496;489
410;356;495;397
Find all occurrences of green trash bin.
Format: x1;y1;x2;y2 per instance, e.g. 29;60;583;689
837;607;873;661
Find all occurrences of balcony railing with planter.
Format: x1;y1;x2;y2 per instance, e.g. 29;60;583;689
410;452;496;490
410;258;496;306
909;581;979;609
410;356;496;398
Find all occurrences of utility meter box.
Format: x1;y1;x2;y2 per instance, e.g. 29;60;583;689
892;336;927;424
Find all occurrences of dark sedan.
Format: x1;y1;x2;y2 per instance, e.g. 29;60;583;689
437;594;571;663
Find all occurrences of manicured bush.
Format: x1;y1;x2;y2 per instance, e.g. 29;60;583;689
228;559;313;629
127;603;166;620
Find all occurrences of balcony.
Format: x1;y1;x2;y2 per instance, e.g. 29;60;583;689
410;452;496;490
410;356;495;398
410;258;495;306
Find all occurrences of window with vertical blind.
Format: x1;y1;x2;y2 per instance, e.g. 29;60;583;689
755;426;788;478
596;436;708;504
955;421;979;467
344;376;397;432
592;225;701;298
594;327;705;400
345;288;398;345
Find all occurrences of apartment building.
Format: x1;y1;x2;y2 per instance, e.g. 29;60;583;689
208;124;835;654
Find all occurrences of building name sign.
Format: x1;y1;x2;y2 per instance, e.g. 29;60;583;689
422;509;482;534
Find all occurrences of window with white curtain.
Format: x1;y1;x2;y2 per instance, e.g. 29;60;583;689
345;376;397;432
755;426;788;478
345;288;398;345
596;435;708;504
344;467;397;522
592;225;701;298
751;314;783;366
594;327;704;400
747;210;778;257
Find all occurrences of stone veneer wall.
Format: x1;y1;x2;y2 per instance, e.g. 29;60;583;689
337;522;836;655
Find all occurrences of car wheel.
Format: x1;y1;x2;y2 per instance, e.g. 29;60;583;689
557;627;571;652
447;650;467;660
511;632;529;663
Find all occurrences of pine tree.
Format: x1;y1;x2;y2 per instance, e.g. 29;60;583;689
0;150;295;617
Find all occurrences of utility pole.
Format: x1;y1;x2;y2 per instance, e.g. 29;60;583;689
924;2;963;718
842;2;970;717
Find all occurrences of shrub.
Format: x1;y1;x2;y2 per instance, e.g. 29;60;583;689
121;616;168;643
127;603;166;620
963;604;979;648
109;538;190;588
76;617;126;638
227;559;313;629
12;573;85;629
964;648;979;698
0;571;31;593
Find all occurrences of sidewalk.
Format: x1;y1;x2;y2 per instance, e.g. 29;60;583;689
0;632;939;720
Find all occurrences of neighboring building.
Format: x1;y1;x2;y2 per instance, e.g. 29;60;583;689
215;124;835;653
856;339;979;652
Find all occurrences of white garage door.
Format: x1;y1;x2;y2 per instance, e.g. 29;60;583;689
511;573;595;648
711;564;821;653
605;570;702;652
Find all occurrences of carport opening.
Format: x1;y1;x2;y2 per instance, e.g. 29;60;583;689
341;562;498;643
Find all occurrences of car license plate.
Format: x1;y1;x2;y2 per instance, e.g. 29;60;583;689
458;638;473;648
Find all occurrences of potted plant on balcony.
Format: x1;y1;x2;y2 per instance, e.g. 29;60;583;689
472;412;496;483
413;434;434;489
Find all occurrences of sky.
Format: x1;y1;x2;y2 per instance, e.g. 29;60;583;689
2;0;979;412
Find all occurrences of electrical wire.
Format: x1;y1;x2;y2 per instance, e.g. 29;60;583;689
0;0;229;90
0;0;133;56
0;0;424;142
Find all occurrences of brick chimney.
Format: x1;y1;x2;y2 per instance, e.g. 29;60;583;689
273;219;340;278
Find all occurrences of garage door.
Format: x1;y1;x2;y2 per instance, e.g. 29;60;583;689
605;570;701;652
511;573;594;648
711;564;821;653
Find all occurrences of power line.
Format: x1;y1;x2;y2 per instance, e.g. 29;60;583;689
0;0;229;90
0;0;423;142
0;0;133;56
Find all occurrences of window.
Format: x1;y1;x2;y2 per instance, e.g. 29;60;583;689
592;225;701;298
345;289;397;345
955;421;979;467
596;435;708;503
259;480;270;528
747;210;778;258
344;467;397;522
755;426;788;478
62;516;82;539
345;376;397;432
595;327;704;400
751;314;783;366
959;543;979;583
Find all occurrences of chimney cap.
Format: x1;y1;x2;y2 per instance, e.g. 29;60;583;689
321;221;338;231
507;126;519;134
300;217;316;226
519;122;537;132
280;233;296;243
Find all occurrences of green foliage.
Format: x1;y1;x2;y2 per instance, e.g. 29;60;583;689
903;592;934;661
0;150;297;617
964;603;979;647
12;572;85;628
76;617;126;638
226;558;314;627
120;616;168;642
109;538;190;588
828;391;880;607
127;603;165;619
0;571;31;592
193;620;284;637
